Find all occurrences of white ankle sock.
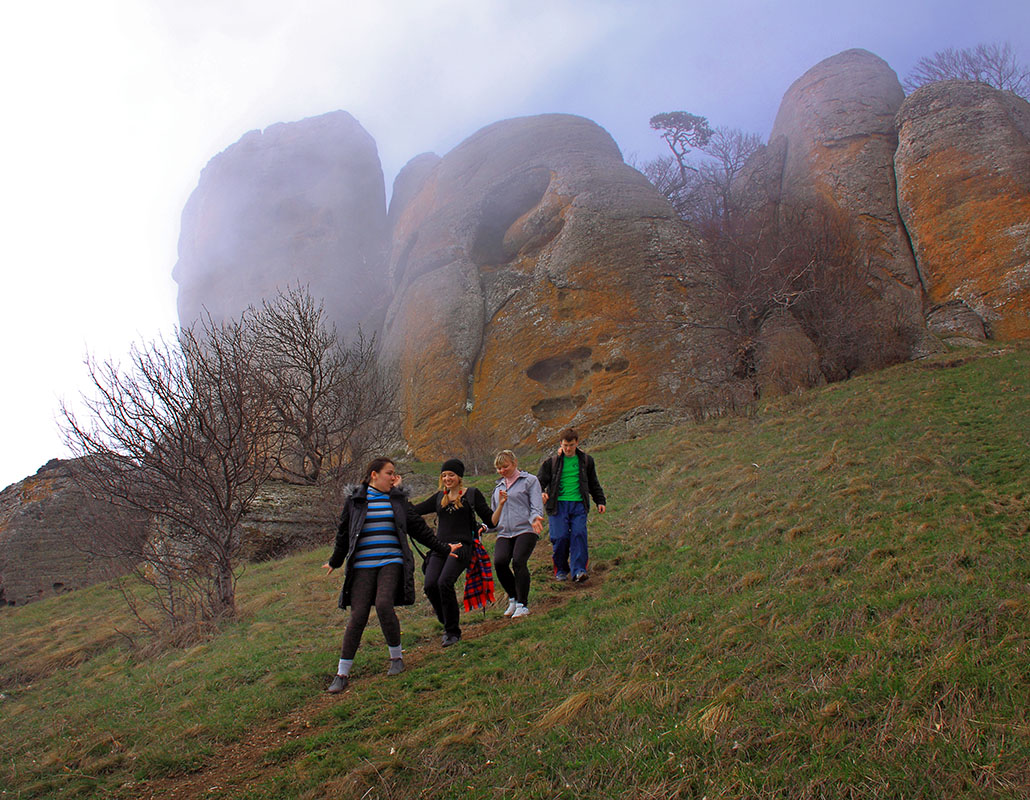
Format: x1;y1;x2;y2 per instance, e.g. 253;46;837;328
338;658;353;676
388;644;403;660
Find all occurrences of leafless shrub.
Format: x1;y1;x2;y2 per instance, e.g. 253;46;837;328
904;42;1029;98
62;286;401;634
62;315;279;629
703;200;913;384
251;285;399;486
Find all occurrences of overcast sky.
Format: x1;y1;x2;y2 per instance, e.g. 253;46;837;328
1;0;1026;489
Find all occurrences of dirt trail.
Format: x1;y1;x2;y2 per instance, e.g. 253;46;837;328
139;576;601;799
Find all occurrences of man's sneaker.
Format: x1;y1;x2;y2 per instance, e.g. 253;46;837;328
387;658;405;676
327;674;348;694
503;597;518;617
554;571;569;581
511;604;530;618
573;571;588;583
442;633;462;647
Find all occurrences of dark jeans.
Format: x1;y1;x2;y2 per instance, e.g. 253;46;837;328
340;563;402;659
493;533;539;605
549;500;589;575
423;544;473;636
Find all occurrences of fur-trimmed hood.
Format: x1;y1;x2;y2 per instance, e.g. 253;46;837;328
341;482;415;501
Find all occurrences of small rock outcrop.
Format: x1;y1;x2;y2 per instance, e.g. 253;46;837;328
767;49;928;343
173;111;390;337
383;114;745;456
895;81;1030;340
0;461;142;607
239;482;329;561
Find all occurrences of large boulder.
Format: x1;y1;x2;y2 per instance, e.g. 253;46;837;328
895;81;1030;340
383;114;745;456
173;110;390;337
0;460;142;607
768;49;929;344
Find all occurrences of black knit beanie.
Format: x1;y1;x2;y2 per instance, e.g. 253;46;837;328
440;458;465;477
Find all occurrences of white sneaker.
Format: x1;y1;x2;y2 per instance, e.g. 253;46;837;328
503;598;518;617
511;604;530;618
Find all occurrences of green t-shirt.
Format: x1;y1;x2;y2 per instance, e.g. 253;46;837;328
557;454;582;501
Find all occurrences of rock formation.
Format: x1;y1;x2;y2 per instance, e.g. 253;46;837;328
766;48;930;347
173;110;390;337
0;460;142;607
895;81;1030;340
383;114;746;457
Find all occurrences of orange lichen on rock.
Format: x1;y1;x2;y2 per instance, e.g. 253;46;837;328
896;82;1030;340
382;114;743;457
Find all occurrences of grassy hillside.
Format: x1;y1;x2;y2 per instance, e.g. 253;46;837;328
2;345;1028;799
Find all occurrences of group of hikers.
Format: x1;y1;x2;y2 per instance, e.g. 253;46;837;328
321;427;607;693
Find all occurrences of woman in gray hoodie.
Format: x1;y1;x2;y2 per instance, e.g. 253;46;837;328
490;450;545;619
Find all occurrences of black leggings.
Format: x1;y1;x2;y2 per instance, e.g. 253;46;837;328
340;563;402;659
493;533;539;606
423;545;473;636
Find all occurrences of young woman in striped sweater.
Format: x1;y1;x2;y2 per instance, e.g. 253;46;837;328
322;457;459;693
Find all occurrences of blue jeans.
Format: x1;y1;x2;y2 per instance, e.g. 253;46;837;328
549;500;588;576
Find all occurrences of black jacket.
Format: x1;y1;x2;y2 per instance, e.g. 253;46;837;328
537;448;606;515
328;483;450;609
412;487;495;545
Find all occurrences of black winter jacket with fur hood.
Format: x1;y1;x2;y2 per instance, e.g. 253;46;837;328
329;483;450;609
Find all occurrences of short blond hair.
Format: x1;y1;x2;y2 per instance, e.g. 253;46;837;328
494;449;517;468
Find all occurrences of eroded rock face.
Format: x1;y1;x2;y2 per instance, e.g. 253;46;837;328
769;49;928;340
173;111;389;337
383;114;745;456
926;300;989;342
0;461;141;607
895;82;1030;340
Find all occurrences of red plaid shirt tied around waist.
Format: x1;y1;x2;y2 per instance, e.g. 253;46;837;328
463;538;495;612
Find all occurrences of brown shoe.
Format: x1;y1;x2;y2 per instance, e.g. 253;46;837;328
387;658;405;676
327;674;348;693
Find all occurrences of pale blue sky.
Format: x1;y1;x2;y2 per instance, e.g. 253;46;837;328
1;0;1027;488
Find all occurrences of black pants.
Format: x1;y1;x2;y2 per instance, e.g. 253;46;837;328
340;563;402;659
423;544;473;636
493;533;539;606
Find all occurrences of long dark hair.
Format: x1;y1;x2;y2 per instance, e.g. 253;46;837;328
364;457;395;483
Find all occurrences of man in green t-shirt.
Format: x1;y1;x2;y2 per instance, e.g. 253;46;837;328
537;428;607;582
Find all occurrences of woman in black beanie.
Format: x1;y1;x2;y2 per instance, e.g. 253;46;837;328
412;458;495;646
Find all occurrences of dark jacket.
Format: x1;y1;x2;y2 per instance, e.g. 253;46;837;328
537;448;606;516
411;487;495;545
328;483;450;609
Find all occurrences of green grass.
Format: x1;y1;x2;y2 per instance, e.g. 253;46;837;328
2;344;1028;799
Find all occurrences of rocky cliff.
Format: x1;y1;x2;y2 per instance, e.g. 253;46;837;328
0;460;141;607
382;114;746;456
895;81;1030;340
765;49;929;348
173;110;390;337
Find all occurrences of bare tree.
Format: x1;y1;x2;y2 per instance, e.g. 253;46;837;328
703;200;912;383
697;126;764;222
62;313;279;629
904;42;1029;97
641;116;761;224
649;111;713;188
251;285;399;486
